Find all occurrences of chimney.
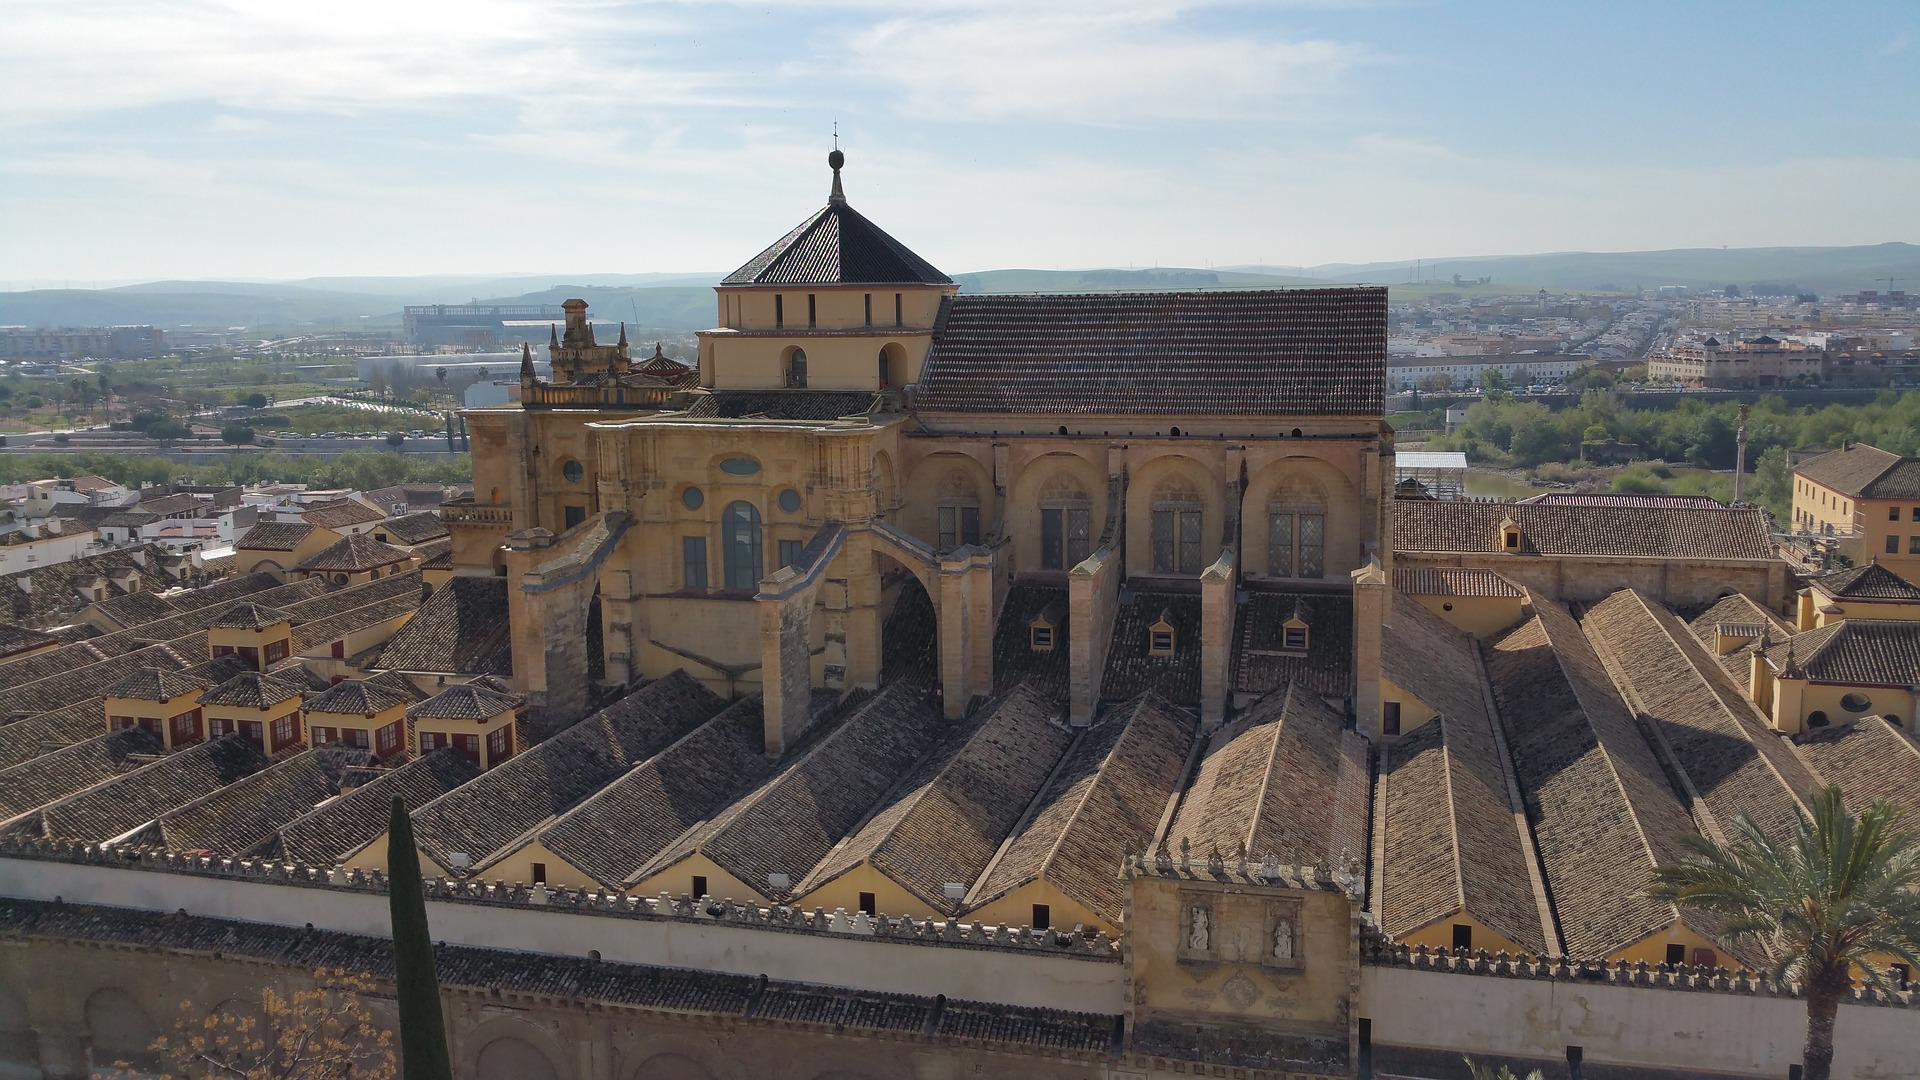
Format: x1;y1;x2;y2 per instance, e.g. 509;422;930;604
1351;557;1388;741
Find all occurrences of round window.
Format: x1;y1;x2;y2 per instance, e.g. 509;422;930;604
719;457;761;476
778;489;802;514
1840;692;1873;713
562;459;584;483
682;487;704;510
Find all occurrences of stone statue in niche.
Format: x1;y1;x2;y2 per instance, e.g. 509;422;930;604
1273;918;1294;961
1188;907;1210;952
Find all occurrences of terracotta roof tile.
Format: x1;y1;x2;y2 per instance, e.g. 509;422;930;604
377;512;448;546
1768;620;1920;687
2;733;270;843
970;692;1195;925
1393;566;1525;598
1484;601;1707;959
1103;592;1202;704
1167;683;1368;870
301;498;386;530
410;671;726;871
1809;561;1920;602
128;747;375;856
199;671;307;711
296;534;413;573
1685;592;1794;682
1792;718;1920;819
0;698;110;769
374;577;510;675
916;289;1385;417
683;390;882;421
407;684;517;721
1231;593;1353;699
1394;501;1773;559
1581;590;1817;845
207;602;290;629
1793;444;1906;497
0;727;163;819
797;684;1075;912
991;586;1071;700
305;679;414;718
103;666;213;703
238;522;318;552
269;748;481;865
639;681;941;897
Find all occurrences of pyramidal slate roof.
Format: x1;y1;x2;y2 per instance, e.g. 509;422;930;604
207;602;290;630
407;683;518;721
916;289;1387;417
305;679;414;718
104;666;212;703
721;160;950;287
297;534;413;573
1809;561;1920;602
199;671;307;710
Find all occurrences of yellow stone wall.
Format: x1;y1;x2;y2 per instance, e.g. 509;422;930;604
1391;911;1531;957
627;853;763;905
1379;676;1438;735
966;879;1111;937
1405;592;1527;639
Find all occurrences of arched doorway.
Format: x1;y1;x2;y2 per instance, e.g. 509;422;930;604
84;987;156;1073
476;1036;559;1080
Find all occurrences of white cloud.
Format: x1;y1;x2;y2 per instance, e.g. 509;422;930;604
835;6;1368;124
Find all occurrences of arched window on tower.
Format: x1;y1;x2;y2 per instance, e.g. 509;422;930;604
878;347;891;390
1268;477;1327;579
722;501;763;590
1151;479;1205;575
784;347;808;388
1038;474;1092;570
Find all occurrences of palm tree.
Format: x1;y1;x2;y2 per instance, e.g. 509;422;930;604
1651;785;1920;1080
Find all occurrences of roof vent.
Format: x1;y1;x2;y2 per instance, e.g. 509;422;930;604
767;872;791;891
446;852;471;871
943;882;967;902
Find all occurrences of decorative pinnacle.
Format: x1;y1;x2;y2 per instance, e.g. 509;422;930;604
828;145;846;203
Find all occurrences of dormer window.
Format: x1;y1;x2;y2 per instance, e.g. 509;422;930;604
1498;517;1522;552
1030;600;1063;653
1148;613;1176;656
1031;625;1054;651
1282;616;1309;653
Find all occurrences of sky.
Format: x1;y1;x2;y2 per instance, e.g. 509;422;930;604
2;0;1917;284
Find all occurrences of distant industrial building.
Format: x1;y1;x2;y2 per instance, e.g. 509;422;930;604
0;325;165;360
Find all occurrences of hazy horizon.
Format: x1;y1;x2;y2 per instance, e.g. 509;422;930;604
4;1;1916;282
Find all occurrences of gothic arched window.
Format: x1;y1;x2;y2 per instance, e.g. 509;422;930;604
1151;478;1205;575
1038;472;1091;570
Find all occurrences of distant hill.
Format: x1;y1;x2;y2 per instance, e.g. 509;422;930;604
1237;242;1920;294
3;244;1914;334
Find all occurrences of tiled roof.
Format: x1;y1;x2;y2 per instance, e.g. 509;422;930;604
407;683;517;721
1686;592;1794;682
364;669;429;703
0;727;163;820
1394;501;1774;559
1581;589;1816;845
269;748;481;865
134;492;200;517
2;546;174;626
372;576;510;675
1231;593;1354;699
1167;682;1368;870
0;698;111;769
639;681;941;896
0;642;192;718
681;390;882;421
798;684;1075;912
1484;601;1708;960
296;534;413;573
2;733;269;843
418;540;453;570
304;679;414;719
0;899;1119;1056
237;522;318;552
290;592;424;655
1793;443;1906;497
0;622;59;657
991;586;1071;700
85;590;178;628
161;572;293;614
207;602;290;629
1375;602;1551;953
521;696;778;888
409;671;726;871
103;666;212;703
1809;561;1920;602
280;570;423;624
99;511;157;529
0;639;107;688
916;289;1386;417
1866;460;1920;500
1102;592;1202;705
199;671;306;711
721;196;951;286
302;497;385;529
1792;719;1920;819
1515;493;1725;509
376;512;448;546
127;747;373;857
1393;566;1525;598
1769;620;1920;687
970;692;1196;925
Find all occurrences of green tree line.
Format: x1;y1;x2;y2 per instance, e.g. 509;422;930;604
0;451;471;492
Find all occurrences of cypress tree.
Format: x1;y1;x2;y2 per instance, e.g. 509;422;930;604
387;794;454;1080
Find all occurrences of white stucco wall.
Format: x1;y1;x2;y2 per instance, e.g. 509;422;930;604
0;857;1124;1015
1361;964;1917;1080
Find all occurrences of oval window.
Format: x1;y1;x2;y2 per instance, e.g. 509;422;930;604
681;487;704;510
1840;692;1873;713
778;489;802;514
719;457;760;476
562;459;584;483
